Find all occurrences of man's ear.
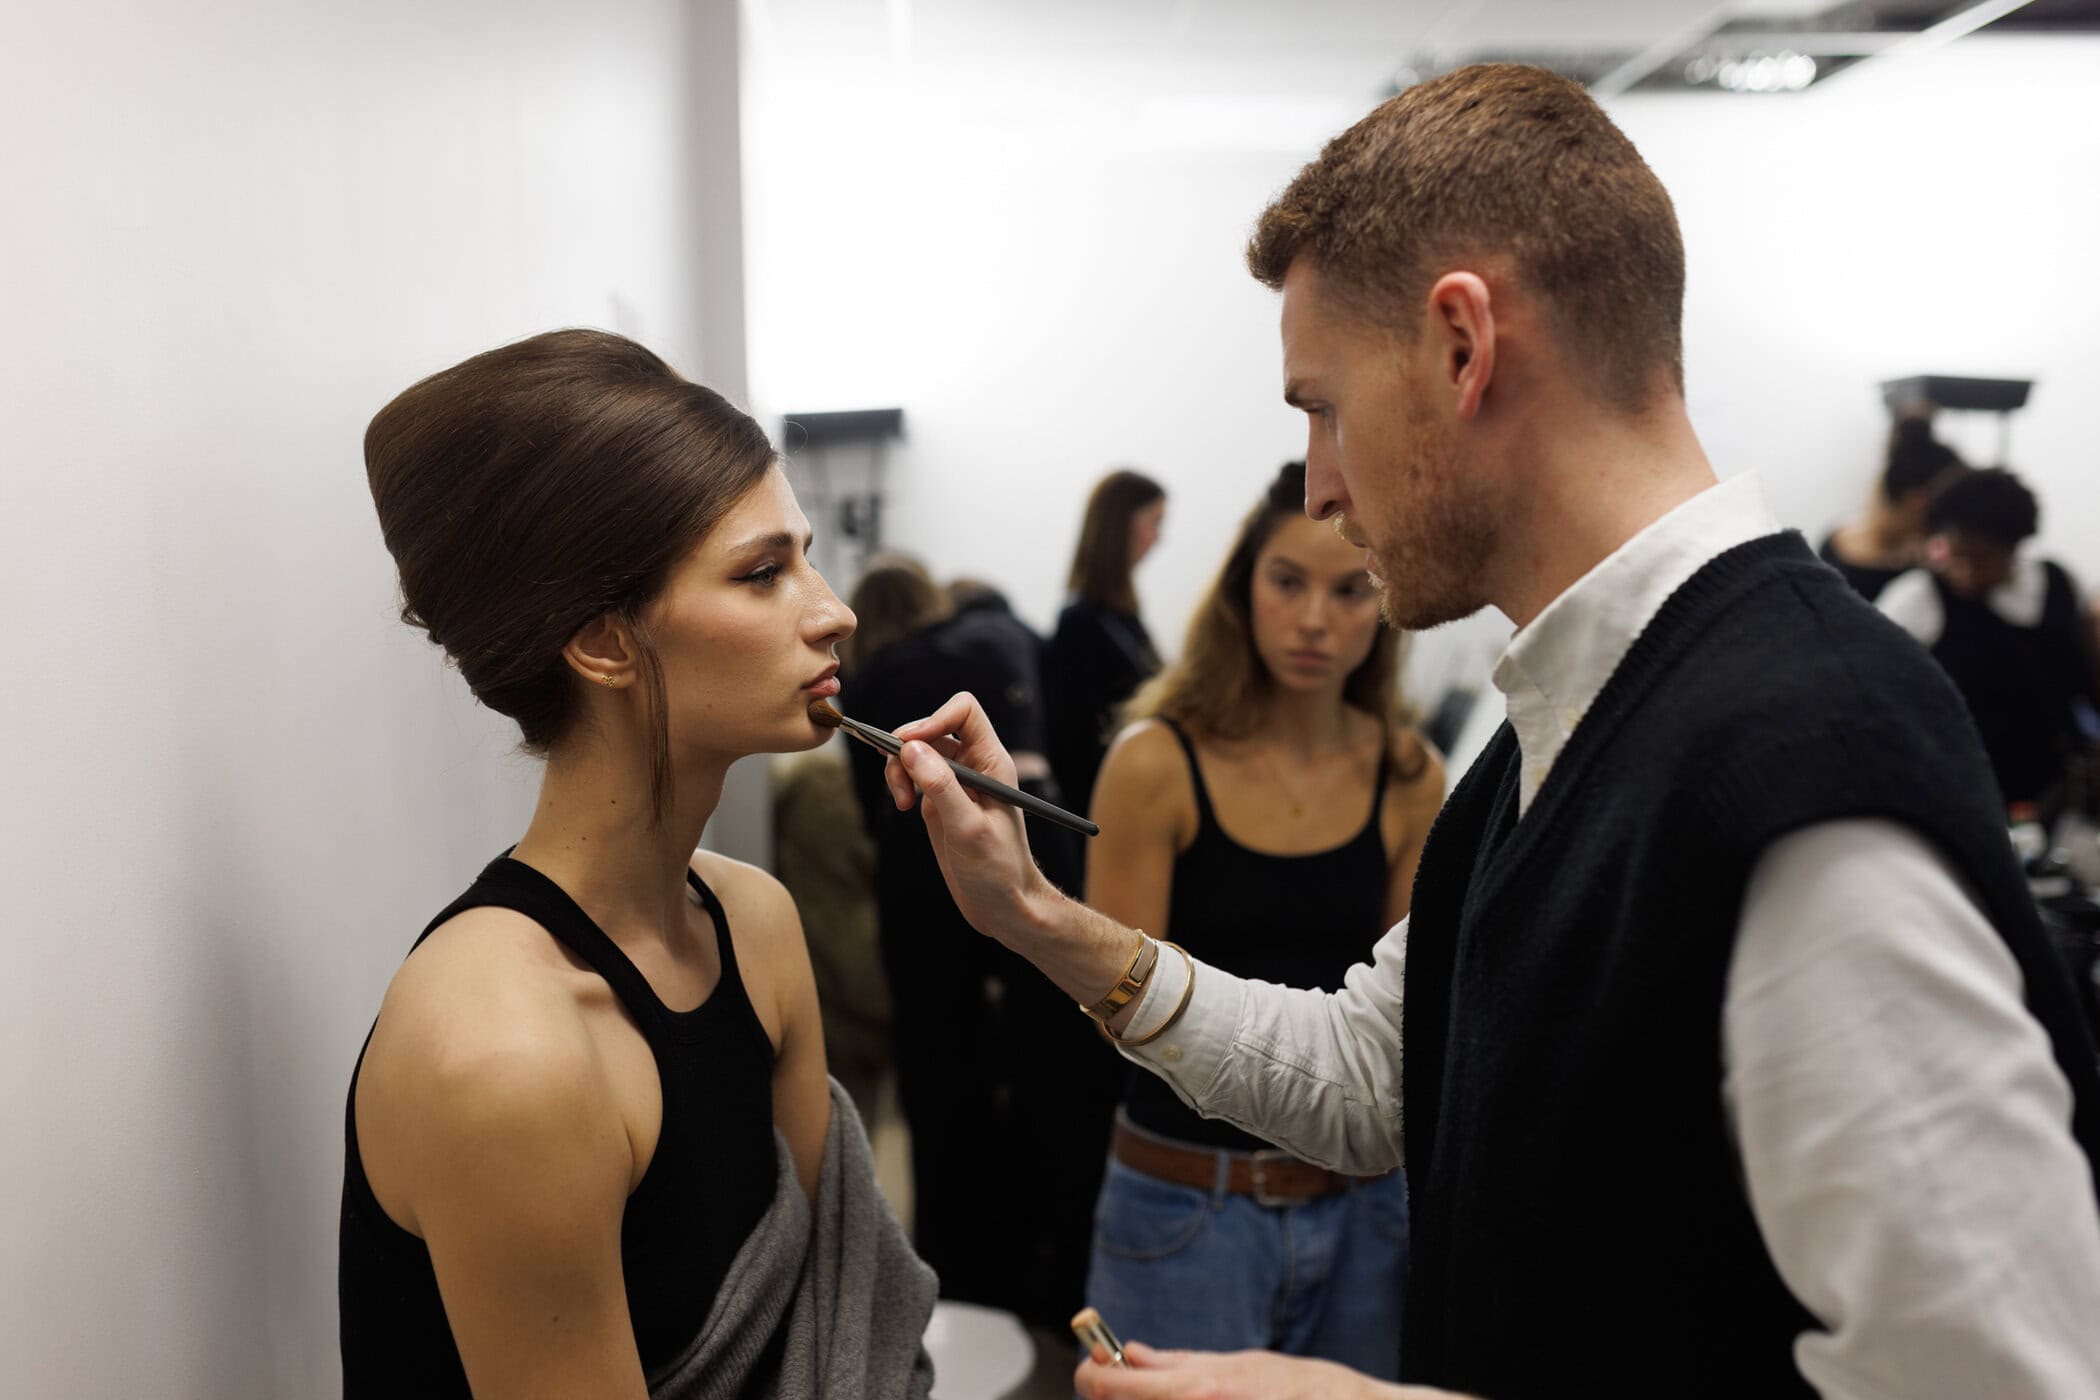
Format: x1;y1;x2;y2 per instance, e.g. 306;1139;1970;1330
1427;271;1496;420
563;613;639;690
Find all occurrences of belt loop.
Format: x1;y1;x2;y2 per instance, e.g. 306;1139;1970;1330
1210;1148;1231;1208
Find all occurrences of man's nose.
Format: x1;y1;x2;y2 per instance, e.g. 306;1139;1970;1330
1304;448;1345;522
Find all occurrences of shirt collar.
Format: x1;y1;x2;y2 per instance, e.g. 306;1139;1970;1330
1491;472;1783;813
1991;555;2049;627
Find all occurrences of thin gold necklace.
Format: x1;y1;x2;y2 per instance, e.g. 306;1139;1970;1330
1252;740;1324;820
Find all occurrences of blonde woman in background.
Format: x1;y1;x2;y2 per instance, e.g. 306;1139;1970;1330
1081;461;1445;1378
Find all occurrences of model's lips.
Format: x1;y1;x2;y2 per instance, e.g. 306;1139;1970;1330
1286;650;1333;668
802;663;840;695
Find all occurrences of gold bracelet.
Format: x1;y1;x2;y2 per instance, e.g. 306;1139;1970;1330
1079;934;1154;1023
1100;941;1194;1048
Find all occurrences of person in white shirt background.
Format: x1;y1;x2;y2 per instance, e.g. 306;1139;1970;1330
1878;466;2100;812
875;62;2100;1400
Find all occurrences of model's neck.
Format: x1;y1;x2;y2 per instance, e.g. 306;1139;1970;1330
1494;397;1718;631
509;734;730;947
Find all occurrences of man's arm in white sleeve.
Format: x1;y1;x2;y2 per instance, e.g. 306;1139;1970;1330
1110;917;1412;1175
1727;818;2100;1400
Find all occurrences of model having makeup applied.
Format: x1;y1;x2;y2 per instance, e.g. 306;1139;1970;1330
339;330;933;1400
880;64;2100;1400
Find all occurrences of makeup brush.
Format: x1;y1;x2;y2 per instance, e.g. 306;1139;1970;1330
809;699;1100;838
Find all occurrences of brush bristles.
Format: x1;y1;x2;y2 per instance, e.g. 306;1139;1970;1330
807;698;845;729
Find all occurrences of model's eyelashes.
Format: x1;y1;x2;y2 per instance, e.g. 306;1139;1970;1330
737;563;783;587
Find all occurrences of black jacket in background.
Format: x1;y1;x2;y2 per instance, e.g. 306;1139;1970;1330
1043;599;1158;820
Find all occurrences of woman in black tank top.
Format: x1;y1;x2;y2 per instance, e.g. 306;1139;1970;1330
341;332;859;1398
1081;463;1445;1378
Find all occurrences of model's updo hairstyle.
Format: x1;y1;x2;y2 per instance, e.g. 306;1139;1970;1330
365;329;775;819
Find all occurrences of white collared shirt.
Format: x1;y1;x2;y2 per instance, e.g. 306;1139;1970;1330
1878;555;2052;647
1121;473;2100;1398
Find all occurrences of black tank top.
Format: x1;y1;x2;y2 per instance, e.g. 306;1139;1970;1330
339;855;779;1396
1123;721;1392;1152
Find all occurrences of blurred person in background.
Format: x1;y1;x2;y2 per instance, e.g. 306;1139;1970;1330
771;740;886;1124
945;575;1090;892
1047;469;1168;819
949;576;1052;763
843;555;1116;1324
1082;462;1446;1378
1880;467;2099;812
1820;416;1967;601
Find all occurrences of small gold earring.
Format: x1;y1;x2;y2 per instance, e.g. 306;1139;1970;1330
600;674;616;686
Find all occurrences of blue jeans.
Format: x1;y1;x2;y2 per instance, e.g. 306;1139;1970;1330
1083;1153;1408;1379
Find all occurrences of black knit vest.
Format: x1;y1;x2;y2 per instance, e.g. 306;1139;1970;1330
1399;532;2100;1399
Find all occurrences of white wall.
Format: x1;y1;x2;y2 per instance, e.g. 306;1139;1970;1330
745;35;2100;713
0;2;746;1394
1622;37;2100;574
744;59;1341;668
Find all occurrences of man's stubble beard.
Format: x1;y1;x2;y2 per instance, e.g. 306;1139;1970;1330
1371;424;1496;633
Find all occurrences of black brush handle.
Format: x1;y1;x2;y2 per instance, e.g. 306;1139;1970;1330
942;756;1100;838
833;712;1099;837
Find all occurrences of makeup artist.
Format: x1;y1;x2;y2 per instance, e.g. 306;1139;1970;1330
882;65;2100;1400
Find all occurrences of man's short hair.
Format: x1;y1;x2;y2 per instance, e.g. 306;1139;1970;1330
1248;64;1685;413
1926;468;2040;547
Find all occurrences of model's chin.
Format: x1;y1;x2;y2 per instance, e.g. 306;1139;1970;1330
785;716;835;753
753;703;827;755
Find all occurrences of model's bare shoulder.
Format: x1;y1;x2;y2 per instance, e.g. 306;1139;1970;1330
689;848;804;954
688;847;814;1042
357;907;621;1237
689;848;829;1198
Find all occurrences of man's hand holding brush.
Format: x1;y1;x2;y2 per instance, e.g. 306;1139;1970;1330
879;690;1152;1031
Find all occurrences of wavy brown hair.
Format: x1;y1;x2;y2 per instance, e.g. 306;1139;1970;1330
1067;468;1165;614
1127;463;1425;778
365;329;775;822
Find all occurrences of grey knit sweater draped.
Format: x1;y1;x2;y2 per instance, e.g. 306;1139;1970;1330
648;1079;937;1399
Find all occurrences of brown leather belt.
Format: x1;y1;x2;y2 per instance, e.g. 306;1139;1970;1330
1111;1120;1383;1207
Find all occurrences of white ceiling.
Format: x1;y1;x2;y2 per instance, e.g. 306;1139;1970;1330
743;0;1767;97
